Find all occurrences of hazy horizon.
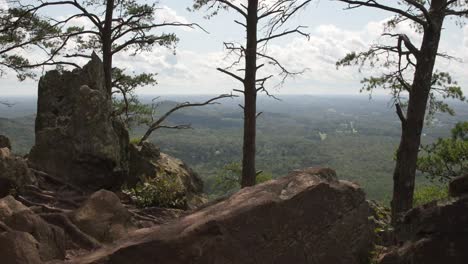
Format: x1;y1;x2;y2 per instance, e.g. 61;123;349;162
1;0;468;96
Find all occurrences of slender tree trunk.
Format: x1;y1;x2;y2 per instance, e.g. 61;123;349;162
102;0;114;97
391;1;446;223
241;0;259;188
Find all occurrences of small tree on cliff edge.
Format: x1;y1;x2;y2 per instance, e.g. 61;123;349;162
418;121;468;182
0;0;199;125
192;0;312;187
336;0;468;223
0;1;234;131
1;0;199;94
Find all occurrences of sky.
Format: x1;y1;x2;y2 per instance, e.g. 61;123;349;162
1;0;468;97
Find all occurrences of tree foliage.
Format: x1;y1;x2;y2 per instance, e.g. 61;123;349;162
1;0;190;72
0;5;61;79
335;0;468;222
122;174;187;209
336;43;466;120
413;184;449;207
112;68;156;126
0;0;212;130
418;122;468;181
211;161;273;197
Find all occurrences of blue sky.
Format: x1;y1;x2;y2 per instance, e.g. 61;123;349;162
1;0;468;97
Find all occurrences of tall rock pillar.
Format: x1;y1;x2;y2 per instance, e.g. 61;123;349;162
29;54;129;189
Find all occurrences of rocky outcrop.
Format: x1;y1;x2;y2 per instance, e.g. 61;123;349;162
0;135;11;149
71;168;374;264
0;230;43;264
128;142;206;209
0;195;66;261
28;54;129;189
379;195;468;264
0;147;36;197
449;174;468;197
71;190;137;243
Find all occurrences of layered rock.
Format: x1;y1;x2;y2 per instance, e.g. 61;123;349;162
70;190;137;243
449;174;468;197
0;135;11;149
379;195;468;264
128;142;206;209
0;195;66;261
28;54;129;189
71;168;374;264
0;230;43;264
0;146;36;197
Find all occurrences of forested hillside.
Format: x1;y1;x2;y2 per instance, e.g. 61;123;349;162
2;95;466;202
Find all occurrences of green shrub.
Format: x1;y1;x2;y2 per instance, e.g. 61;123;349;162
256;171;273;184
413;184;449;207
210;162;274;198
129;137;142;145
418;122;468;182
122;175;187;209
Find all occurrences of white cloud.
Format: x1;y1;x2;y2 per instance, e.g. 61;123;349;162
1;15;468;96
158;5;190;24
464;25;468;48
0;0;7;10
133;17;468;95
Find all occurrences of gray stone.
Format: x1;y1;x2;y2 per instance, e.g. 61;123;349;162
128;142;206;209
379;195;468;264
0;230;43;264
0;196;66;261
0;135;11;150
71;190;137;243
0;148;36;197
71;167;375;264
449;174;468;197
28;54;129;189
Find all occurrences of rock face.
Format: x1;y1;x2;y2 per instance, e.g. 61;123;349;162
28;54;129;189
379;196;468;264
449;174;468;197
0;195;66;261
71;190;136;243
0;135;11;149
128;142;206;209
72;168;374;264
0;147;36;197
0;230;43;264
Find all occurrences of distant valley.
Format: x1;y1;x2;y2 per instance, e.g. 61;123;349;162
1;95;467;202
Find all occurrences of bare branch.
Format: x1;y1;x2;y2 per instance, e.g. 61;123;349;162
395;103;407;125
138;94;238;144
258;26;309;43
337;0;427;26
217;68;245;83
215;0;248;17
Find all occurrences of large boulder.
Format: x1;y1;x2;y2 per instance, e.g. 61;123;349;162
128;142;206;209
28;54;129;189
0;230;43;264
449;174;468;197
0;147;36;197
71;190;137;243
71;167;374;264
379;195;468;264
0;134;11;149
0;196;66;261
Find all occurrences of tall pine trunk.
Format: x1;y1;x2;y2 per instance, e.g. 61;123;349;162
391;0;446;223
102;0;114;97
241;0;259;188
